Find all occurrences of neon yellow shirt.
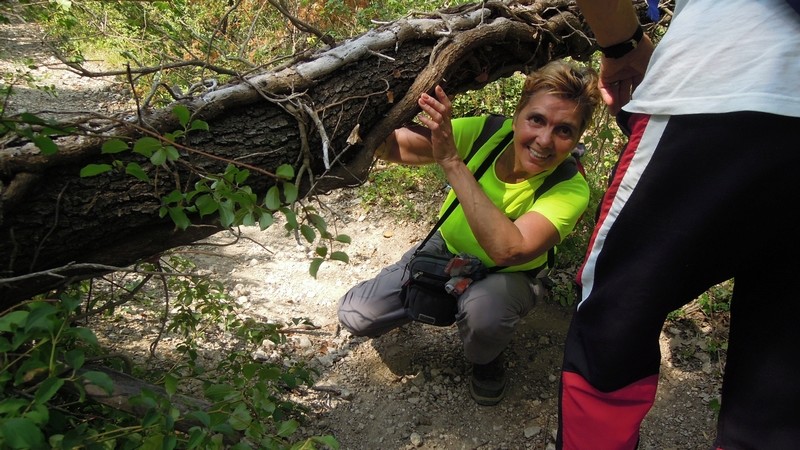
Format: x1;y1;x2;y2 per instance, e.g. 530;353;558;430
438;116;590;272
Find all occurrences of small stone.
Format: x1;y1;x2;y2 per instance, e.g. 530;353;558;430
524;426;541;438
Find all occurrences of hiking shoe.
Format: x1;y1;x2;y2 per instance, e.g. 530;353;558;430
469;353;507;406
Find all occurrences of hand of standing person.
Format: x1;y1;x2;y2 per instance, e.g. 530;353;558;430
596;37;654;115
575;0;655;114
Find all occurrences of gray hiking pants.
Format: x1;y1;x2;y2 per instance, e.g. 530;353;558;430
337;232;543;364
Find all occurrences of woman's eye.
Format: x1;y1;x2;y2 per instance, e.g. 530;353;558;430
556;126;574;138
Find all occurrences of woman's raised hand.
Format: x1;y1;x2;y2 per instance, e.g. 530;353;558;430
417;85;460;166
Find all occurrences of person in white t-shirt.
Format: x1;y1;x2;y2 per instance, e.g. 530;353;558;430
558;1;800;449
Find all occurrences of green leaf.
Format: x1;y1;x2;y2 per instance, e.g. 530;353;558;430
165;146;180;161
80;164;112;177
140;432;164;449
0;418;45;449
310;435;340;449
228;404;252;431
186;411;211;427
162;189;183;204
308;213;326;231
276;419;299;437
258;212;274;230
33;134;58;155
150;148;167;166
42;125;73;136
187;429;205;449
276;164;294;180
34;377;65;405
300;224;315;243
164;373;178;397
264;186;281;210
0;310;29;332
195;194;218;216
65;349;85;370
204;384;234;402
25;302;57;332
163;434;177;450
241;363;260;379
282;207;298;229
234;168;249;184
218;200;235;228
69;326;98;346
189;119;209;132
133;136;162;157
309;258;323;278
101;138;129;154
125;162;150;182
23;404;48;427
0;336;12;352
241;212;255;227
282;181;298;204
335;234;352;244
173;104;191;127
81;370;114;395
168;207;191;230
20;112;46;125
330;251;349;264
315;246;328;257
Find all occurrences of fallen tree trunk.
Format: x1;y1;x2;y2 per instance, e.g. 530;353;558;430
0;0;662;307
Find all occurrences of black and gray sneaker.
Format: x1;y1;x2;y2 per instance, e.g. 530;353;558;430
469;353;507;406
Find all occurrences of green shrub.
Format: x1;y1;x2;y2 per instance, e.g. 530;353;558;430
0;257;338;449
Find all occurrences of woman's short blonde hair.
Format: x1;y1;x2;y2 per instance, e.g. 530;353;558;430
514;60;602;134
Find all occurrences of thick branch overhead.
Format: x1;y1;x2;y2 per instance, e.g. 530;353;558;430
0;0;661;306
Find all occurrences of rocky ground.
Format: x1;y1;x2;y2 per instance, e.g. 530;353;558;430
171;198;726;450
1;15;728;450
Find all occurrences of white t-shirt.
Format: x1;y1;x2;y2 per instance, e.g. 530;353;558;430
624;0;800;117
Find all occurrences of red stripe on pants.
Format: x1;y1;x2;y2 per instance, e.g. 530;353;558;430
560;371;659;450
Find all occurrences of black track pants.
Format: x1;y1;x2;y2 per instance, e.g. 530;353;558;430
557;112;800;450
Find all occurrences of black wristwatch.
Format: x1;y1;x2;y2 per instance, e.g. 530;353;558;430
598;25;644;59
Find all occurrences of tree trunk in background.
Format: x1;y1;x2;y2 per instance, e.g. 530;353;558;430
0;0;662;307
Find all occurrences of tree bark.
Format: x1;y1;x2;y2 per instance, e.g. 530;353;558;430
0;0;662;307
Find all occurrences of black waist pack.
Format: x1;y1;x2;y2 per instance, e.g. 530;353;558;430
400;252;458;327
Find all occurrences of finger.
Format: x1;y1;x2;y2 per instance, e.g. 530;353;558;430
434;85;452;107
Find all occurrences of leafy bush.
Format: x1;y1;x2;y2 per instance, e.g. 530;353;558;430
0;257;338;449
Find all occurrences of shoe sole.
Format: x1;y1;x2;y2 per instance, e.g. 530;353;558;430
469;378;508;406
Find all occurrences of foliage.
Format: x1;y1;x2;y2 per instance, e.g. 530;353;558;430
358;163;446;222
0;257;339;449
7;0;476;109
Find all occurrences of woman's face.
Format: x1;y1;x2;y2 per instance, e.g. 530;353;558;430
512;91;582;175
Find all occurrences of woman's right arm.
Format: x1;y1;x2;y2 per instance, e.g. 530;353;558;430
376;125;437;165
